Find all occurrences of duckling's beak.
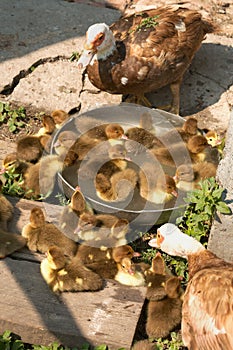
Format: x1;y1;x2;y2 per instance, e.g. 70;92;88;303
121;134;128;140
172;189;178;197
0;168;6;174
77;48;96;69
133;251;141;257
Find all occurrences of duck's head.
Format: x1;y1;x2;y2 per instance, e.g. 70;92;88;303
70;188;86;213
149;223;205;258
174;164;194;183
205;130;222;147
119;257;135;275
105;124;126;140
46;246;67;270
30;207;45;228
187;135;209;153
183;117;198;135
112;244;141;263
0;153;19;173
77;23;116;68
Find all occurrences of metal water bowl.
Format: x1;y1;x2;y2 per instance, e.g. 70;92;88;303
51;103;187;231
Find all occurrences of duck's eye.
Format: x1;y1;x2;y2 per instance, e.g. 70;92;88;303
98;33;104;40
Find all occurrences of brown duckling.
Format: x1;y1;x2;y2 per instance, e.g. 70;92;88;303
174;161;217;192
76;243;140;265
23;154;63;199
160;117;199;145
64;123;126;166
51;109;69;128
53;130;77;157
131;340;157;350
36;115;56;136
59;188;93;241
40;245;103;293
78;143;129;181
145;253;171;301
139;164;177;204
126;126;162;149
0;153;31;183
74;211;129;243
95;167;138;202
16;135;45;163
22;207;77;256
150;134;213;168
114;257;146;286
77;8;214;114
0;179;14;230
85;245;142;280
146;276;183;338
0;228;26;258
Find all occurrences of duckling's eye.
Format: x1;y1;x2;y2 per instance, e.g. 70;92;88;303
122;264;126;269
208;138;213;141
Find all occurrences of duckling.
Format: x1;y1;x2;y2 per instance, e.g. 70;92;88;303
16;135;44;163
174;161;217;192
0;179;14;230
40;245;103;293
53;130;77;157
74;211;129;242
23;154;63;199
51;109;69;128
95;168;138;202
139;111;155;133
22;207;77;256
74;115;106;134
126;126;163;149
0;228;26;258
78;143;129;182
59;188;93;241
145;253;170;301
1;153;31;181
205;130;225;155
85;245;142;280
139;164;177;204
36;115;56;137
160;117;199;145
64;123;126;166
131;340;157;350
76;243;140;265
114;257;146;286
150;135;213;168
146;276;183;338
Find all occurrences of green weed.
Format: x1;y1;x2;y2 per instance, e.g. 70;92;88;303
0;102;27;133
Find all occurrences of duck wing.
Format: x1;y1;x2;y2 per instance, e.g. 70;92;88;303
182;267;233;350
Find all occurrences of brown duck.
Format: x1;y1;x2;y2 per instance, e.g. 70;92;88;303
149;223;233;350
77;7;214;114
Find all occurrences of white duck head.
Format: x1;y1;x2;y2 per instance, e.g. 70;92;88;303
149;223;205;259
77;23;116;68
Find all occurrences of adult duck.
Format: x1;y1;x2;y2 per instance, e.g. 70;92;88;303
77;6;214;114
149;223;233;350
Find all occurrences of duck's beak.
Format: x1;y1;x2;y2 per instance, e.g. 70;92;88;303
148;237;159;248
0;168;6;174
77;47;96;69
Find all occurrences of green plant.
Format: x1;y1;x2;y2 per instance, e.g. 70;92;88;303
0;330;24;350
55;193;70;206
1;168;26;197
69;52;81;62
155;331;185;349
176;177;231;244
0;102;27;132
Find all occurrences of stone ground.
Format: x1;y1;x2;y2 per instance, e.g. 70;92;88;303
0;0;233;266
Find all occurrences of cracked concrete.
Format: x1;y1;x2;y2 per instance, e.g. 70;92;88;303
0;0;233;263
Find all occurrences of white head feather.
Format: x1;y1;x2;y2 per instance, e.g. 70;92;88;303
149;223;205;259
77;23;116;68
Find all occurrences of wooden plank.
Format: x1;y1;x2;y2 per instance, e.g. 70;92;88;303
0;257;146;349
0;196;146;349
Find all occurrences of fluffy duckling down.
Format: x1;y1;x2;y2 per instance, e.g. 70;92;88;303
40;246;103;293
